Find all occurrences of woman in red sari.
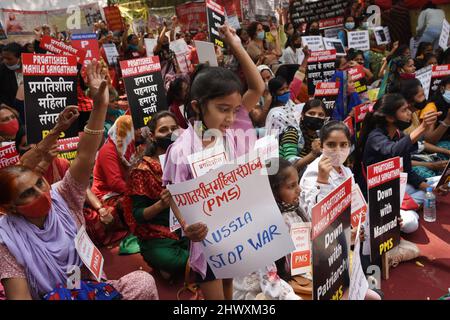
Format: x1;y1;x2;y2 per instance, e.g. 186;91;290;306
123;111;189;279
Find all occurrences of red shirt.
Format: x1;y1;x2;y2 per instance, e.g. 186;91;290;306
92;139;128;200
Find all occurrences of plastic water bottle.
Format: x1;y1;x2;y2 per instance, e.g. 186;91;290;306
423;187;436;222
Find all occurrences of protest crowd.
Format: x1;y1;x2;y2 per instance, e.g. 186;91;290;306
0;0;450;301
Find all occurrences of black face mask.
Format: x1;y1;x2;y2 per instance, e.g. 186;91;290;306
395;119;412;131
294;43;302;49
309;29;320;36
155;135;174;150
162;43;170;50
303;116;325;131
414;99;427;110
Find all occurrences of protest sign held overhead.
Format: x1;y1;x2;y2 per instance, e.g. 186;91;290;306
120;56;168;129
311;177;351;300
290;0;348;28
429;65;450;98
301;36;324;52
170;39;191;74
206;0;226;48
307;49;336;96
373;26;390;45
439;20;449;50
348;31;370;51
314;82;339;116
103;5;124;32
71;33;101;67
176;1;208;33
40;35;87;65
367;157;401;264
415;65;433;100
167;155;295;279
22;53;78;144
194;40;219;67
323;37;346;56
103;43;120;66
0;143;19;169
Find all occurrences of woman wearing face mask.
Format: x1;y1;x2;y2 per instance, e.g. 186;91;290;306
358;94;439;213
0;43;22;110
123;111;189;280
0;105;20;147
398;79;450;180
0;61;158;300
247;22;281;67
338;16;357;48
385;56;416;94
424;77;450;146
306;21;321;36
162;24;264;300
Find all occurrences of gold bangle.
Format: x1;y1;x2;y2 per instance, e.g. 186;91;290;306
83;125;104;135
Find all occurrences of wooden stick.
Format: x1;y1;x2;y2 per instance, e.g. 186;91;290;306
382;253;389;280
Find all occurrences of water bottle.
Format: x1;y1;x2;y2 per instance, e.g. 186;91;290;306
423;187;436;222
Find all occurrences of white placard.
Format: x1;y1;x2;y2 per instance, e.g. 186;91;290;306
348;30;370;51
373;26;389;45
290;222;311;276
351;184;367;229
323;37;346;56
144;38;158;57
187;144;228;178
415;65;433;100
254;134;279;162
74;225;104;282
400;172;408;205
301;36;324;51
194;40;218;67
103;43;119;65
383;26;391;44
167;155;295;278
324;27;341;39
349;216;369;300
439;20;449;50
170;39;190;74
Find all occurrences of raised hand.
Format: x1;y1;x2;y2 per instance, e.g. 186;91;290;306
86;59;109;109
219;23;241;48
422;111;441;131
54;106;79;133
184;222;208;242
317;155;333;184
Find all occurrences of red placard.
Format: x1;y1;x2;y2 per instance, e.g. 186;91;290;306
0;143;19;169
119;56;162;78
347;65;365;82
319;17;344;29
206;0;225;15
311;177;352;240
292;251;311;269
307;50;337;63
22;53;78;76
103;6;124;32
353;103;371;124
314;82;339;96
367;157;401;189
40;36;87;64
176;2;208;31
71;33;101;67
431;64;450;78
343;116;354;137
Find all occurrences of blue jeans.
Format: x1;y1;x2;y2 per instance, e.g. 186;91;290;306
419;26;442;50
405;184;426;206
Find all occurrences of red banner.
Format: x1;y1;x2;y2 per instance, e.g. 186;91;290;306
353;103;371;124
312;177;352;240
314;82;339;96
367;157;401;189
120;56;162;78
307;50;337;63
319;17;344;30
22;53;78;76
40;36;86;64
347;65;365;82
0;143;19;169
103;6;124;32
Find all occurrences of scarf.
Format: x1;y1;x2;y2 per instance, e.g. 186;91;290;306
107;115;136;167
0;187;82;299
277;201;310;223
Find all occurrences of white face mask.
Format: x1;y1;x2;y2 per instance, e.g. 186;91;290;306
322;148;350;167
